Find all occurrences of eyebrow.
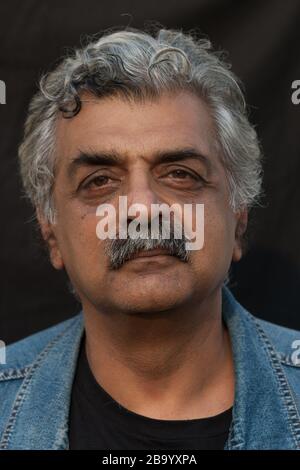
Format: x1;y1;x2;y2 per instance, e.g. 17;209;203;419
68;151;120;178
67;147;213;179
155;148;213;173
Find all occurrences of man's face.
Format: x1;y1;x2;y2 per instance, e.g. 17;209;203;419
42;90;246;315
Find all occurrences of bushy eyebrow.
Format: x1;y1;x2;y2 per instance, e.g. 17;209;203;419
68;151;120;178
154;148;213;173
67;146;213;179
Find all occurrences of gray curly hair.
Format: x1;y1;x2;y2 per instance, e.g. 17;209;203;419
18;26;263;224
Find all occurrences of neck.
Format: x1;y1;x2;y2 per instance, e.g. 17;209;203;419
82;287;235;420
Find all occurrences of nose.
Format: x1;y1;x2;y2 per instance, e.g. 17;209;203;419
125;168;160;224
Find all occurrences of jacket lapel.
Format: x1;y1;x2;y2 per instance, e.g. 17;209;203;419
222;287;300;449
5;314;84;449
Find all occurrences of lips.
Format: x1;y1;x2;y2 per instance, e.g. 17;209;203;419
130;248;172;260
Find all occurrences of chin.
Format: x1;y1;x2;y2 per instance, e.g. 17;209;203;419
118;297;187;315
110;278;193;315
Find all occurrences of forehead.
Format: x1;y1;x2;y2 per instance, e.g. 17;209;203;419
55;90;218;164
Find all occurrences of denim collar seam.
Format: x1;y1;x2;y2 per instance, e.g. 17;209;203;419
278;353;300;368
224;415;245;449
0;367;31;381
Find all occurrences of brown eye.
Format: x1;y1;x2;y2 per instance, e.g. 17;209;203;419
171;170;193;179
168;169;200;181
83;175;110;189
159;167;206;191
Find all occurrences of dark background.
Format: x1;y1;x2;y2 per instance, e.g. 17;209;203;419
0;0;299;345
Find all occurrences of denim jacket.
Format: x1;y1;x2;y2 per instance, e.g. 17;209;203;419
1;286;300;450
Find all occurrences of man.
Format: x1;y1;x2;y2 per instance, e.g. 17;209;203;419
1;26;300;451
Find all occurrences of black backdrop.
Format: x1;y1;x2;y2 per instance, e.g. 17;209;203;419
0;0;300;345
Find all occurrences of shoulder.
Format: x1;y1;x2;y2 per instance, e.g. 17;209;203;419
225;286;300;412
0;313;83;445
223;285;300;368
0;314;82;377
253;316;300;414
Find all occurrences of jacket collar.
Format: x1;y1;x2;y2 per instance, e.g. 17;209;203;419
4;287;300;449
222;288;300;449
4;315;84;450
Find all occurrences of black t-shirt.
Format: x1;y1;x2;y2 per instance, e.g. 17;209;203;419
68;335;232;450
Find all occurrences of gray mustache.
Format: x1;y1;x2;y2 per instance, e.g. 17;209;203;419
104;227;190;270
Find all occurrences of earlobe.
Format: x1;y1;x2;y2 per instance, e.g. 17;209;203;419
36;209;64;270
232;208;248;262
49;243;65;270
232;242;242;263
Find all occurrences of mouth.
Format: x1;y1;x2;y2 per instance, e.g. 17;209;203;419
129;248;173;260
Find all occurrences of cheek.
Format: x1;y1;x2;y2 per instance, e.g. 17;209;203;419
191;206;236;277
56;210;108;278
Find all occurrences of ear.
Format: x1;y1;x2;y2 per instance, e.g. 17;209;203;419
232;207;248;262
36;208;64;270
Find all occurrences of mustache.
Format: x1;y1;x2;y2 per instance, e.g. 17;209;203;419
104;225;190;270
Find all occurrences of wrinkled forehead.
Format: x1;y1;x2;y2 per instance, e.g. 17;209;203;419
55;90;221;170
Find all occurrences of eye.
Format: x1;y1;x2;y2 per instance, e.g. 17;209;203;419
165;168;205;183
76;171;120;201
168;169;199;180
81;175;111;190
159;167;206;190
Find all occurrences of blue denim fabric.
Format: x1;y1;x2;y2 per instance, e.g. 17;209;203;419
0;286;300;450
